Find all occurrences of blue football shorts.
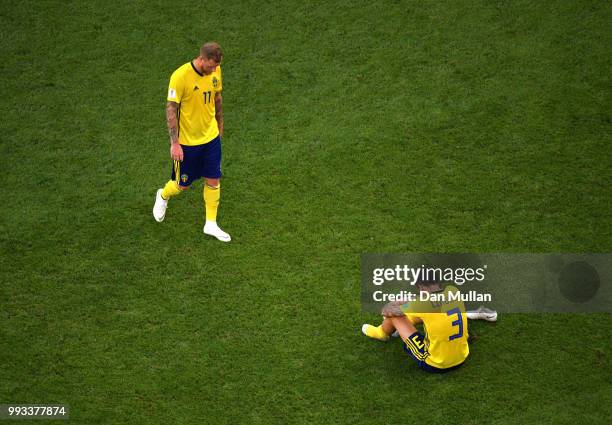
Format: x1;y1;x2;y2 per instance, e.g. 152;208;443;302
171;136;222;187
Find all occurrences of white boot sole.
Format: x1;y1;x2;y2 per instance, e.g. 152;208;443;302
203;228;231;242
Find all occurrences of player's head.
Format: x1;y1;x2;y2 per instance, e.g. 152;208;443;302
199;42;223;74
416;274;443;292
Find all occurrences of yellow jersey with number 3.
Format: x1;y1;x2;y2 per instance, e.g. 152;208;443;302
167;62;222;146
402;285;469;369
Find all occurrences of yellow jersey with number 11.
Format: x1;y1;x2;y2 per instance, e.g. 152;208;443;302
167;62;222;146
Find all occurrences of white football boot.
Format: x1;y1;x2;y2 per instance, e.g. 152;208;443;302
361;324;389;341
203;221;231;242
153;189;168;222
466;306;498;322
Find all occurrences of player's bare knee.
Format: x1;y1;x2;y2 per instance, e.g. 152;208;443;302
205;178;220;189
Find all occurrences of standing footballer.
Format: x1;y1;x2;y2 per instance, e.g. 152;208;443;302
153;42;231;242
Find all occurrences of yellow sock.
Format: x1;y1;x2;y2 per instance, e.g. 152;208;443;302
203;182;220;221
161;180;182;200
365;325;390;341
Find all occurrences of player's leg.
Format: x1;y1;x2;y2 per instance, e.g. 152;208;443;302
361;316;399;341
466;305;498;322
153;150;194;222
203;177;230;242
388;315;418;340
203;177;221;223
201;136;230;242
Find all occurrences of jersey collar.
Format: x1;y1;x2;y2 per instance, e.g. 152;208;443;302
190;61;204;76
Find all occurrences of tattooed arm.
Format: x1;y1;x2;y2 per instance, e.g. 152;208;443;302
166;101;180;144
166;101;183;161
215;92;223;138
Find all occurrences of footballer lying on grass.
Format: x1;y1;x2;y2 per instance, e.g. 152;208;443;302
362;278;497;373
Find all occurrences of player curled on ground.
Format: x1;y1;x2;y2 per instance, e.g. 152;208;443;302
153;42;230;242
362;278;497;373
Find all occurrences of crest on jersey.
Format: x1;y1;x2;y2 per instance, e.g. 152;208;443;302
181;174;188;183
168;88;177;99
212;76;219;88
194;85;199;91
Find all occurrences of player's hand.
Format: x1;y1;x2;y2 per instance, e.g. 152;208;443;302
382;302;405;318
170;143;183;161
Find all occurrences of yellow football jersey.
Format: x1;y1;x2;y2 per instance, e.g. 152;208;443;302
403;285;469;369
167;62;222;146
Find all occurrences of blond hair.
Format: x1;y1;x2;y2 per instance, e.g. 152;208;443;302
200;42;223;62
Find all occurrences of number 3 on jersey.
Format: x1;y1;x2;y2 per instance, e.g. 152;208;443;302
203;91;212;104
447;307;464;341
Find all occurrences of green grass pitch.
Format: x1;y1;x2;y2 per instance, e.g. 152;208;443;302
1;0;610;423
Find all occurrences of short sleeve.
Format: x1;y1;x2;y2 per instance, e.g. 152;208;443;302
167;69;184;103
215;67;222;92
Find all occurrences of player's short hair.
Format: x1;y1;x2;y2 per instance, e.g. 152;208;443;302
416;273;442;288
200;42;223;62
